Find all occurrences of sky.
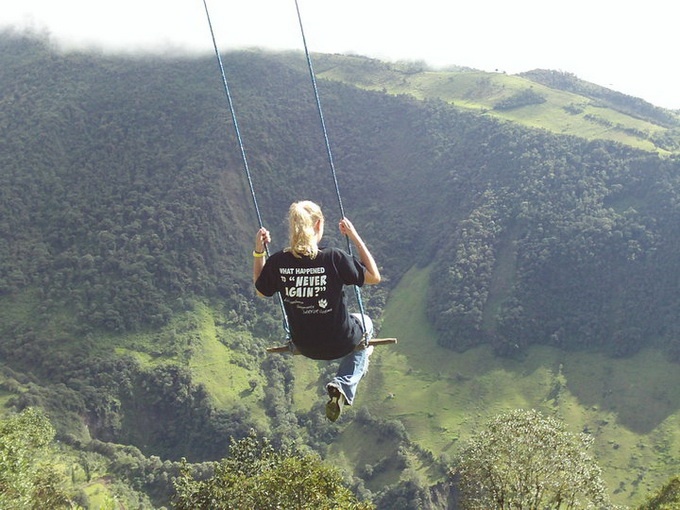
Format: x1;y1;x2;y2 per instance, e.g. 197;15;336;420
3;0;678;110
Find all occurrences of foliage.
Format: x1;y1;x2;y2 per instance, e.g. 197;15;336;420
454;409;613;510
372;479;438;510
638;476;680;509
4;31;680;361
426;123;680;358
0;408;77;509
2;30;680;509
172;431;374;510
493;87;547;110
0;31;261;333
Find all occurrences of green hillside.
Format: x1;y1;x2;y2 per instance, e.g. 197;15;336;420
2;32;680;508
313;54;680;155
2;281;678;507
354;265;680;507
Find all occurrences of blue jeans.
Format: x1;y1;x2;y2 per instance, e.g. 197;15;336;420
327;313;373;405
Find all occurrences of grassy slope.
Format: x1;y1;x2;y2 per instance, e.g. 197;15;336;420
0;289;272;432
0;291;273;506
187;304;264;414
330;264;680;507
317;60;675;154
110;301;271;429
2;280;679;506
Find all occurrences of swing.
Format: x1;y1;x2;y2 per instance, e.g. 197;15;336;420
266;338;397;355
201;0;397;354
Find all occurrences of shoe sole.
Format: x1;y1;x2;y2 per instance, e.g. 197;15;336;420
325;387;344;422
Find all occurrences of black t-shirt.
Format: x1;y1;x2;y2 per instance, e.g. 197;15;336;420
255;247;366;360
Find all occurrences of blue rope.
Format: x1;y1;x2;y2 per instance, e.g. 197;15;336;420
293;0;370;343
202;0;290;337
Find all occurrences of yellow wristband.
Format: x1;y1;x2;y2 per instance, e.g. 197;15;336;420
253;250;266;258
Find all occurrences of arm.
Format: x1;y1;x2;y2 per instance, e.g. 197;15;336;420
253;227;271;295
339;218;381;285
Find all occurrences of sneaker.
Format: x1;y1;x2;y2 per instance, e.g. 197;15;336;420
325;386;344;422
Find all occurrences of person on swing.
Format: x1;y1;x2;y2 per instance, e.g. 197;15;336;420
253;200;381;421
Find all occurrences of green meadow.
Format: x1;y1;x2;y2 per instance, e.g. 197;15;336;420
326;264;680;507
2;269;678;507
317;61;672;154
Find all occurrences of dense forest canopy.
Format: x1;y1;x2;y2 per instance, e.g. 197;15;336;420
2;31;680;508
2;31;680;359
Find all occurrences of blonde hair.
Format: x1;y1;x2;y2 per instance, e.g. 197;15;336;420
287;201;324;259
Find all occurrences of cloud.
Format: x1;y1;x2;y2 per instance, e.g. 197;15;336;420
2;0;678;109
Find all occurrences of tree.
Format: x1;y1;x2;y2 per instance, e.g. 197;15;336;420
172;431;373;510
0;407;76;509
638;475;680;509
454;409;613;509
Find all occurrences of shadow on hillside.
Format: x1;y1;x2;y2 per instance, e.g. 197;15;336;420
560;349;680;434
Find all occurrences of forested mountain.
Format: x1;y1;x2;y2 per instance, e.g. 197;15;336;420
1;31;680;508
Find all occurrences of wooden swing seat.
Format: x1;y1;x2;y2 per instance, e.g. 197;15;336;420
266;337;397;354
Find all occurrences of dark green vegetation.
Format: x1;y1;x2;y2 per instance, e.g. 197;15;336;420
314;57;680;360
1;31;679;508
638;476;680;509
455;409;611;509
0;408;75;508
173;431;374;509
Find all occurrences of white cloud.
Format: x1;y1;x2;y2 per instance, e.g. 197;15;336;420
2;0;678;109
